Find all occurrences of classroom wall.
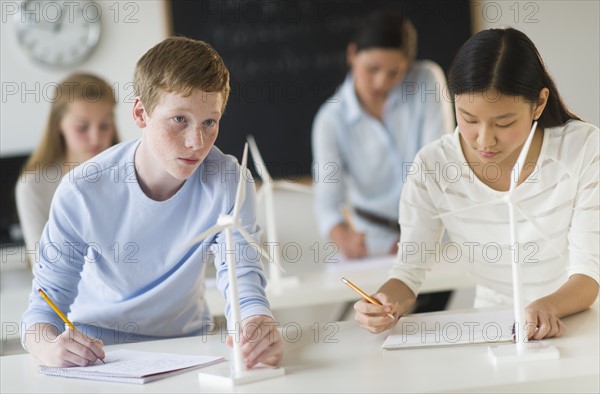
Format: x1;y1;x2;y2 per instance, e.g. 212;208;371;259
0;0;169;156
1;1;598;157
170;1;472;177
472;0;599;126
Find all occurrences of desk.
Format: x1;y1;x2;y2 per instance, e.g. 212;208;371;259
2;303;598;393
204;256;474;314
207;185;475;314
0;186;473;351
1;247;473;351
1;246;33;354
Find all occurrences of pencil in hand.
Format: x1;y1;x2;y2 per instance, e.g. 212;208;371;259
341;277;395;319
341;207;357;233
37;288;105;364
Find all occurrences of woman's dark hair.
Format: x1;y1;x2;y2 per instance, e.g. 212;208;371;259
448;28;579;128
352;10;417;63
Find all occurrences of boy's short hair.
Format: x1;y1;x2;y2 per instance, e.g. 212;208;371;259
134;36;230;115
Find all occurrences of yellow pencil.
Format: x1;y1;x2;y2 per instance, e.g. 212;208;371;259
37;288;105;363
341;278;395;319
341;207;357;233
37;288;75;330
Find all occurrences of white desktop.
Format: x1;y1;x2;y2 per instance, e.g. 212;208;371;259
1;301;598;393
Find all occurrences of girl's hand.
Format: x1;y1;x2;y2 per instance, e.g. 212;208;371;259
524;305;565;340
353;292;402;334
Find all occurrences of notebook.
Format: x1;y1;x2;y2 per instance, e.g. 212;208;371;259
38;349;224;384
382;307;515;350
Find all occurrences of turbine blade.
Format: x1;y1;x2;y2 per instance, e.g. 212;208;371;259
240;141;248;170
232;143;249;218
179;225;224;251
238;227;286;273
256;184;267;204
247;135;274;184
513;204;564;257
510;121;538;193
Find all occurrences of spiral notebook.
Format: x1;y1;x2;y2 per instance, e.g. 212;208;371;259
38;349;224;384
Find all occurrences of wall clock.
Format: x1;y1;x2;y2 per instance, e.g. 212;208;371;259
14;0;102;68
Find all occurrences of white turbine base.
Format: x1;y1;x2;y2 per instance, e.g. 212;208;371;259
488;342;559;364
198;362;285;386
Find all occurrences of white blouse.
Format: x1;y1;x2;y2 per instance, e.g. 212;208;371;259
390;120;599;305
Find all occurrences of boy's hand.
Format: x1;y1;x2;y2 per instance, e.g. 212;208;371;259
353;292;403;334
25;324;105;367
330;223;367;259
225;315;283;368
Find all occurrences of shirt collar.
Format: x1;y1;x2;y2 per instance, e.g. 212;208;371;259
341;66;413;125
340;73;363;125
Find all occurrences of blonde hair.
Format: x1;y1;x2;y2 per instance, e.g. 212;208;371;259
22;73;120;173
133;36;230;115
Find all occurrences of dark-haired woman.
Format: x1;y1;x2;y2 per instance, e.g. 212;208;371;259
312;10;454;259
354;28;599;339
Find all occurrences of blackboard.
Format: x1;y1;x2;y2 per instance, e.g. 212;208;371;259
171;0;471;179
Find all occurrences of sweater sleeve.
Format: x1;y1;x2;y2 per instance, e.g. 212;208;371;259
311;105;347;239
389;150;446;295
567;128;599;283
20;179;87;344
418;60;455;144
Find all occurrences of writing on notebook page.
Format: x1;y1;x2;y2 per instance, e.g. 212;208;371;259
38;349;224;384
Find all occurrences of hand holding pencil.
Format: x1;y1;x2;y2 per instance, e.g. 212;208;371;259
330;207;367;259
32;288;106;367
344;278;407;334
342;278;395;319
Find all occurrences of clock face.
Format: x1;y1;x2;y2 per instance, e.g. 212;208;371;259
14;0;101;68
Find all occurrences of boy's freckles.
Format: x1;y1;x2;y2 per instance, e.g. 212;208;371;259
135;89;224;195
147;91;222;164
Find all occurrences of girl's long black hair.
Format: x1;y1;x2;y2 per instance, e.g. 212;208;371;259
448;28;580;128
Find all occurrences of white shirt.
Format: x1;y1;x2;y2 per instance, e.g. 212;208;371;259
390;120;599;305
15;166;63;258
312;60;455;254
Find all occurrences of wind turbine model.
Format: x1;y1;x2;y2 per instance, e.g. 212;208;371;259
247;135;308;287
181;144;285;385
436;121;559;363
